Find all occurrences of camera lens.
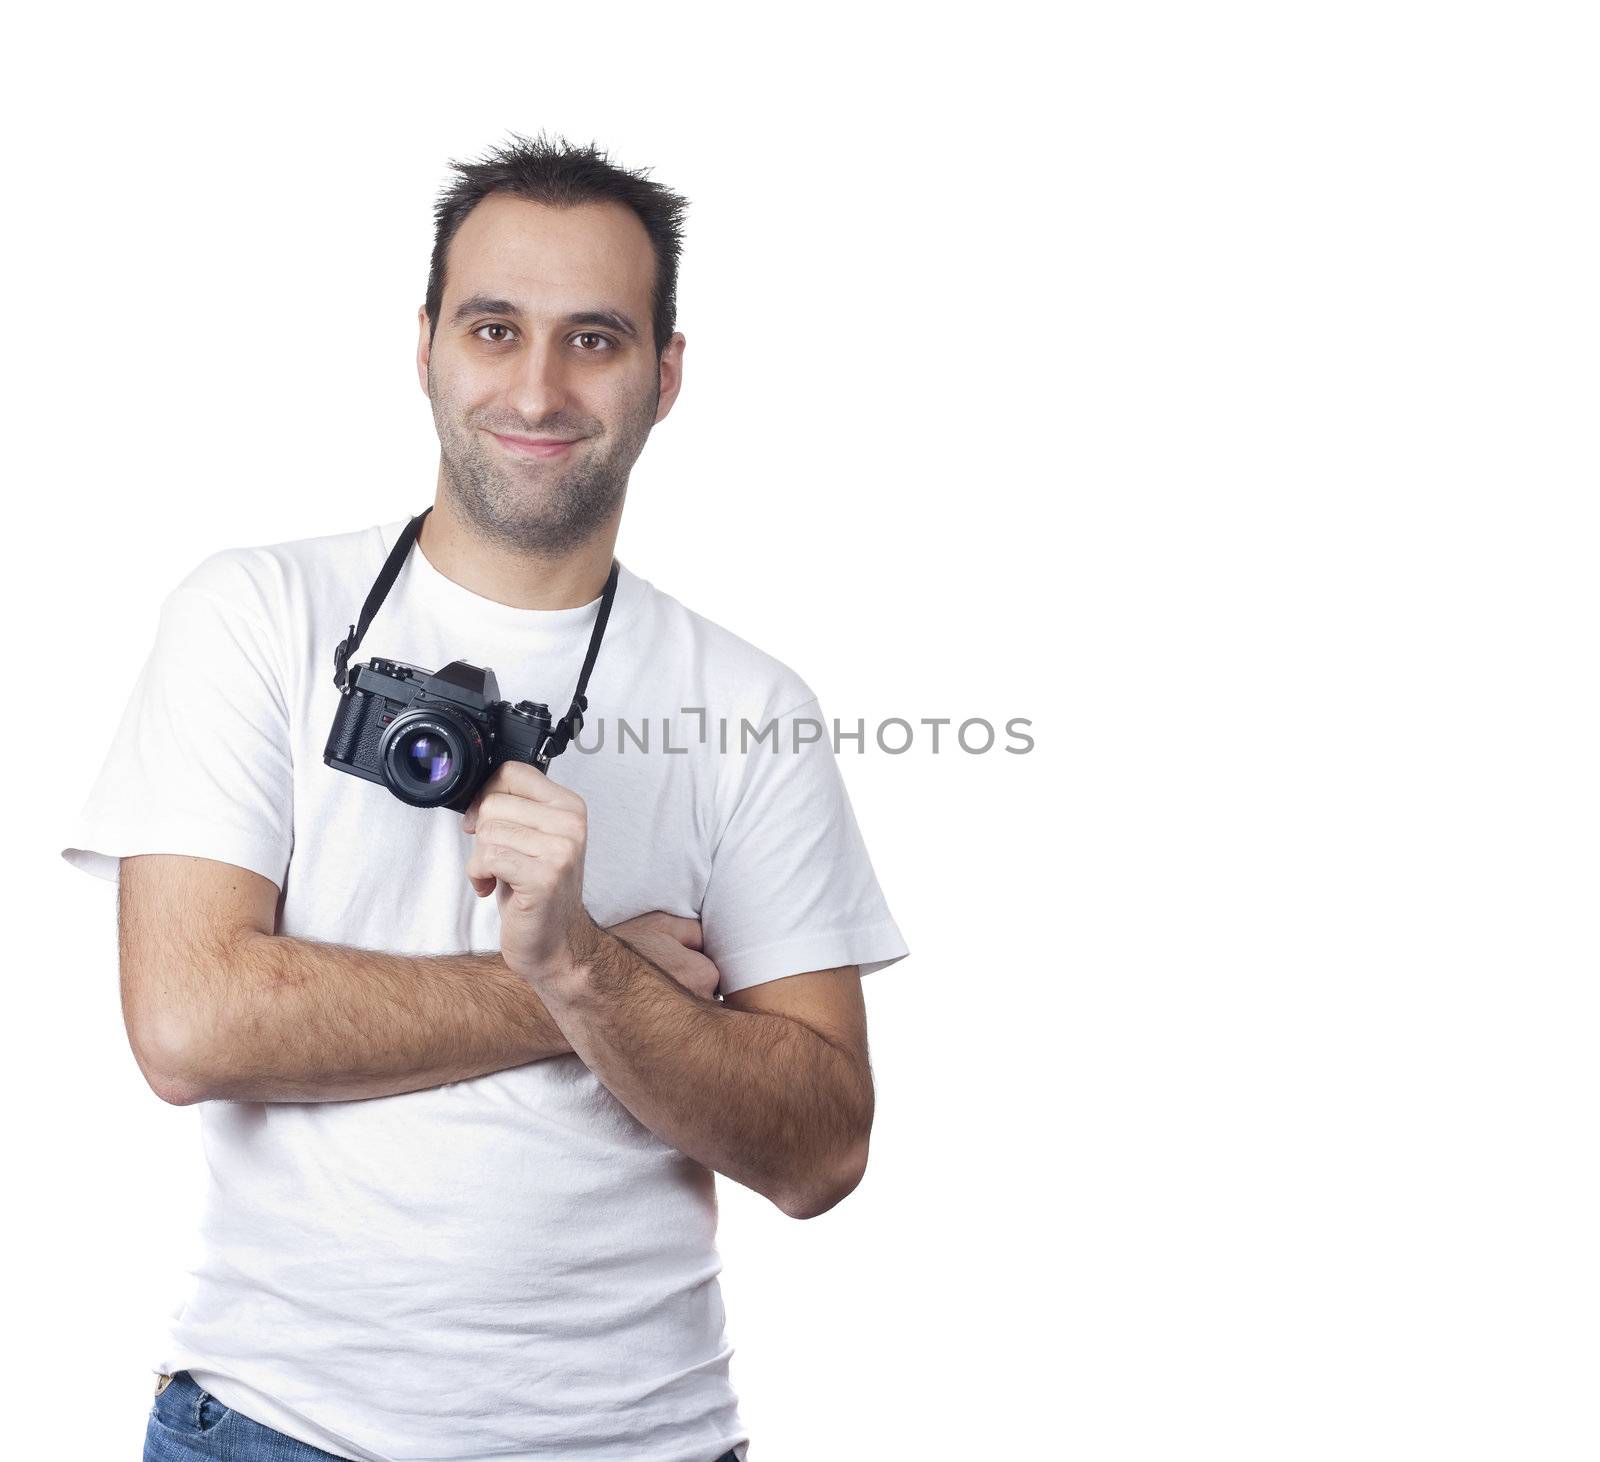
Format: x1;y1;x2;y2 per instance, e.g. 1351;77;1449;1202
397;730;453;786
378;707;481;808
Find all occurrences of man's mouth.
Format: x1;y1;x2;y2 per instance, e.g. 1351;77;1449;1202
488;430;585;459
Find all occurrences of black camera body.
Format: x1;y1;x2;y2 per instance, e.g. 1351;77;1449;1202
324;656;559;812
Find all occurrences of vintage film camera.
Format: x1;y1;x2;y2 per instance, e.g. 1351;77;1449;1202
323;656;566;812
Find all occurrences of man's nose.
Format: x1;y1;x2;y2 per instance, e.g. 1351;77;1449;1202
506;338;572;423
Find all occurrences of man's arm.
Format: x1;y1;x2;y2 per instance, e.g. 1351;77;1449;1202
540;940;876;1215
120;852;571;1105
119;854;714;1107
537;944;874;1220
176;938;572;1106
461;759;877;1218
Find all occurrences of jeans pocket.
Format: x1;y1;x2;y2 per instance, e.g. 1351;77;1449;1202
150;1370;234;1436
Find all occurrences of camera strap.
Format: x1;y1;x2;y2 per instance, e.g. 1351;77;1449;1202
332;505;621;768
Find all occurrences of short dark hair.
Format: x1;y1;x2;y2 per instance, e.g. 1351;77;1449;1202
424;130;689;358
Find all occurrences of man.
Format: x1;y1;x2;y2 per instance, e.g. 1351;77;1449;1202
61;133;909;1462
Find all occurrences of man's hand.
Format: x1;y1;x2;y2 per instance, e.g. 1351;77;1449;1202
609;913;721;1001
462;762;601;985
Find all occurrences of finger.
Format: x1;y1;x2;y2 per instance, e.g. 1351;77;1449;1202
463;766;584;832
653;914;703;951
465;842;558;900
480;760;585;812
471;819;579;866
469;795;585;841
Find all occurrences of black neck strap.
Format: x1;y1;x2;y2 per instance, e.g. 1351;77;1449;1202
332;506;621;767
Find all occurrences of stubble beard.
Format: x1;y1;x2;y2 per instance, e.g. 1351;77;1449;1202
430;369;659;559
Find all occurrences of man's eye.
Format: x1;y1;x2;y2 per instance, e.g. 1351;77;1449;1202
475;324;515;344
574;333;615;351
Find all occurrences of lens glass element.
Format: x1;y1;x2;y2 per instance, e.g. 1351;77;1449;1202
380;707;478;808
397;730;454;786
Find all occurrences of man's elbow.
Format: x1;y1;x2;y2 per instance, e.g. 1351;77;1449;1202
151;1070;205;1106
143;1046;209;1106
776;1137;871;1221
127;1013;209;1106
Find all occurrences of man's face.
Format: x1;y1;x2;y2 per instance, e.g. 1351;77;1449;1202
418;193;684;556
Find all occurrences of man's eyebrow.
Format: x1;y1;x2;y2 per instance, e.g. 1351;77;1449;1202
450;294;523;325
562;310;640;340
449;295;641;340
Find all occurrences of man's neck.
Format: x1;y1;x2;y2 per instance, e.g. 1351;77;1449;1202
417;492;619;612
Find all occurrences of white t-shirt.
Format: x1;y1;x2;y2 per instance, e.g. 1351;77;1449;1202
61;515;909;1462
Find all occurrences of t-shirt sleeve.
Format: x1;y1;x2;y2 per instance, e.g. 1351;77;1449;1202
698;694;909;996
59;552;295;890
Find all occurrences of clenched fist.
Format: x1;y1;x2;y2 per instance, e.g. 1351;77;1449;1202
463;761;601;986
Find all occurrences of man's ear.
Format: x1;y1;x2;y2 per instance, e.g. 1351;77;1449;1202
416;304;432;397
653;331;687;425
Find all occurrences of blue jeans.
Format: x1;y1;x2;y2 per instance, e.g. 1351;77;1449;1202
145;1369;743;1460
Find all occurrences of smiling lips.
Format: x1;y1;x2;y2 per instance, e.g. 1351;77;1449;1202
489;430;584;459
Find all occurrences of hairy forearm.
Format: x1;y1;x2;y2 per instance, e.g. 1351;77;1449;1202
542;931;873;1218
173;932;572;1104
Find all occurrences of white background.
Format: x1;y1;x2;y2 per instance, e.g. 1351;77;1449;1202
7;3;1597;1459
